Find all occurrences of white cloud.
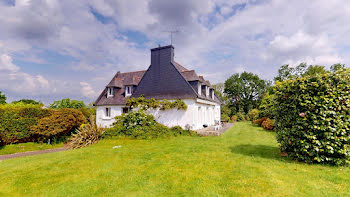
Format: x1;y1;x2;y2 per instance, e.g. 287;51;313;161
80;81;97;98
0;54;19;71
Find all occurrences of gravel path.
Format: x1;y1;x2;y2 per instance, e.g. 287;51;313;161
0;147;68;161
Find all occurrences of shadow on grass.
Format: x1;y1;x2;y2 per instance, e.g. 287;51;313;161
230;144;289;162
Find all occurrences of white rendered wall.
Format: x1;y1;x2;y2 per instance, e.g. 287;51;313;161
96;105;123;127
96;100;221;130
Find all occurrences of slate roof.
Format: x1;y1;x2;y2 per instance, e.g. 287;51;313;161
94;45;221;106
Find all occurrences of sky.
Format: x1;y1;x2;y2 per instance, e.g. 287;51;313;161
1;0;350;104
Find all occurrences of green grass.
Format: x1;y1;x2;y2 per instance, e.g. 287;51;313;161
0;122;349;196
0;142;63;155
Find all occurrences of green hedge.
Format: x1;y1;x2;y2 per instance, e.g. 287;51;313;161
0;105;87;145
274;70;350;165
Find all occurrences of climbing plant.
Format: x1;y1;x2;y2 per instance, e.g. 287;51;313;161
126;96;187;111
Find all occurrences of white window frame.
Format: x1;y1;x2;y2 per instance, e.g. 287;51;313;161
206;86;210;97
105;107;111;118
198;83;201;95
211;89;215;99
125;86;133;97
107;87;114;97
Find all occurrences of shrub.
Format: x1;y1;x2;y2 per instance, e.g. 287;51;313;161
252;117;267;126
31;108;87;142
221;114;230;122
258;93;275;118
235;111;245;121
0;105;51;144
274;70;350;165
231;115;238;122
248;109;260;121
49;98;86;109
68;116;105;149
105;110;197;139
261;118;274;130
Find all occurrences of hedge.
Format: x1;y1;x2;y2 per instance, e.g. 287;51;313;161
274;70;350;165
0;105;87;145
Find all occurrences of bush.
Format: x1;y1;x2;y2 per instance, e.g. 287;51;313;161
221;114;230;122
105;110;197;139
31;108;87;142
259;93;275;118
231;115;238;122
252;117;267;126
248;109;260;121
49;98;86;109
235;111;245;121
68;116;105;149
261;118;274;130
0;105;51;144
274;70;350;165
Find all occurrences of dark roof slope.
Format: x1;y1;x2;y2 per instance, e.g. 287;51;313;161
132;46;198;100
95;70;145;106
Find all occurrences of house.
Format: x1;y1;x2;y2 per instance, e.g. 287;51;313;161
94;45;221;130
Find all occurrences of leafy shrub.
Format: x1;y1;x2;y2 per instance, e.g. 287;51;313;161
31;108;87;142
258;93;275;118
235;111;245;121
0;105;51;144
274;70;350;165
126;96;187;111
68;116;105;149
105;110;197;139
261;118;274;130
221;114;230;122
49;98;86;109
231;115;238;122
248;109;260;121
252;117;267;126
170;126;198;136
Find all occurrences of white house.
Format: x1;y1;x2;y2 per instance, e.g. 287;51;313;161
94;45;221;130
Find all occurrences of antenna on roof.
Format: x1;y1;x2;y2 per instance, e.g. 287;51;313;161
163;30;179;45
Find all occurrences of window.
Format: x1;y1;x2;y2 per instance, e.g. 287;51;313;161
198;83;201;95
122;107;130;114
211;89;214;99
105;107;111;118
107;87;113;97
206;86;210;97
125;86;133;97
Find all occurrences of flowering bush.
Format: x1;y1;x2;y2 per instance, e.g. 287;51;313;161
252;117;267;126
274;70;350;165
261;118;274;130
231;115;238;122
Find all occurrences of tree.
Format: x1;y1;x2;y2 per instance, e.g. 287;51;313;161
12;99;42;105
49;98;86;109
224;72;269;114
213;83;227;104
0;91;6;104
330;63;346;72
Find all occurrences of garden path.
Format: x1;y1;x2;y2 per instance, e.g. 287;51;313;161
0;147;68;160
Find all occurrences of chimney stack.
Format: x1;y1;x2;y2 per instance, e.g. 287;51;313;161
150;45;174;66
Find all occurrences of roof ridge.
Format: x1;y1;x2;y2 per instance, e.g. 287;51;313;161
120;70;147;74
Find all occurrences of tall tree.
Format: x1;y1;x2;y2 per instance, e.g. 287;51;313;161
224;72;269;114
49;98;86;109
0;91;6;104
330;63;346;72
12;99;42;105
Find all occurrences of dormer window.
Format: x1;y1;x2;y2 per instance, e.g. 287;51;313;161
125;86;133;97
107;87;114;97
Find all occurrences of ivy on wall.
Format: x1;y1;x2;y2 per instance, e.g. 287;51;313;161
126;96;187;111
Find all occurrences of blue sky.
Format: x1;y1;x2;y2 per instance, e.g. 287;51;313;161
0;0;349;104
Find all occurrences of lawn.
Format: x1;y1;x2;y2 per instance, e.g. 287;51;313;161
0;122;349;196
0;142;63;155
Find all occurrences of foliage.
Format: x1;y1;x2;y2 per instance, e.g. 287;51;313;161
31;108;87;142
170;126;198;136
274;70;350;165
225;72;270;114
12;99;42;105
330;63;346;72
105;109;196;139
261;118;274;130
258;93;276;118
68;116;105;149
248;109;260;121
0;91;6;104
221;114;230;122
252;117;267;126
49;98;86;109
0;105;51;144
213;83;228;104
126;96;187;111
231;115;237;122
235;111;246;121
